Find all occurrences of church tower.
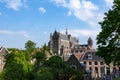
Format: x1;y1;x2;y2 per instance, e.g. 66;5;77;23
50;33;53;52
88;37;93;47
66;27;68;35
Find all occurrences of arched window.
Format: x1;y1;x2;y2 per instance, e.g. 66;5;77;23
70;65;77;69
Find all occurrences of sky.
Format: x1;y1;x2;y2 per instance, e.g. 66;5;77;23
0;0;113;49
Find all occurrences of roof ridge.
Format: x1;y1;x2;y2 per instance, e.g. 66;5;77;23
0;46;4;52
80;52;86;60
0;46;9;53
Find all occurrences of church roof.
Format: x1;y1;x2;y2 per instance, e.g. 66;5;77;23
59;33;78;43
59;33;68;40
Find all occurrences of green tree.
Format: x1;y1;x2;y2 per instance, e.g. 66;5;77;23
34;67;54;80
97;0;120;65
45;56;64;69
7;48;19;52
43;56;65;79
33;51;46;71
44;56;83;80
25;40;36;53
43;43;51;53
3;51;33;80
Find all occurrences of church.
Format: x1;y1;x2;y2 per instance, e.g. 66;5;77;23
48;29;94;56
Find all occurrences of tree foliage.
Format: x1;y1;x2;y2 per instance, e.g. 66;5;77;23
97;0;120;65
2;51;33;80
43;56;83;80
25;40;36;53
34;67;54;80
0;43;84;80
33;51;46;71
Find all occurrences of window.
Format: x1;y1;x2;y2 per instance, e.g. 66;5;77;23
95;67;98;73
100;61;104;65
89;67;92;70
84;62;86;64
87;54;92;59
94;61;98;65
70;65;77;69
89;61;92;65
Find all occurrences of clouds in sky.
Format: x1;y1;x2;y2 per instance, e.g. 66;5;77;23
38;7;46;13
0;30;30;38
0;0;27;10
60;29;100;38
51;0;105;27
105;0;113;7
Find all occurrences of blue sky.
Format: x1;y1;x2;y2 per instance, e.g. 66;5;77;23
0;0;113;49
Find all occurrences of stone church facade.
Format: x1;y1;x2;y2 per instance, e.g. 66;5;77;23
48;29;93;56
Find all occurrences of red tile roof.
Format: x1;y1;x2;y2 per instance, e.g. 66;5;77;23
75;53;83;59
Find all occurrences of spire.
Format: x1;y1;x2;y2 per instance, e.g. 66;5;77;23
88;37;93;47
66;27;68;35
50;33;52;38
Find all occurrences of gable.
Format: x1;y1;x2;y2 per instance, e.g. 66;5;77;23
0;47;9;56
67;54;85;71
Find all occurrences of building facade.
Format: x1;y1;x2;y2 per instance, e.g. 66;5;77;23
48;29;79;55
48;30;93;56
0;46;9;71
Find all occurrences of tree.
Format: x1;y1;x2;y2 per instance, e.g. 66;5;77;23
44;56;83;80
44;56;65;69
34;67;54;80
25;40;36;53
43;56;66;79
33;51;46;71
2;51;33;80
97;0;120;65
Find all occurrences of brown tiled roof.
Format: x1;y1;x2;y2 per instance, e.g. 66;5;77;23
75;53;83;59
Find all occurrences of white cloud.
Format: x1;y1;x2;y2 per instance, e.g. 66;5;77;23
51;0;104;27
51;0;66;7
60;29;100;37
0;0;28;10
105;0;113;8
0;30;13;34
0;30;30;38
17;30;30;38
38;7;46;13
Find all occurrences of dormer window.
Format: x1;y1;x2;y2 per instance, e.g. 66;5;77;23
87;54;92;59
